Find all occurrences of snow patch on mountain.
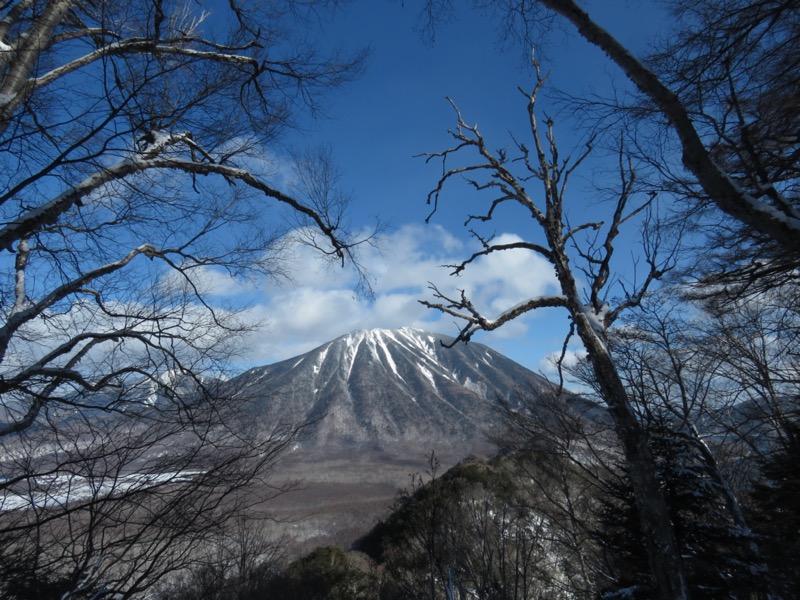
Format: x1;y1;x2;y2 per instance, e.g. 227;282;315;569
377;336;403;380
463;377;487;398
313;346;329;375
417;363;437;390
344;332;365;380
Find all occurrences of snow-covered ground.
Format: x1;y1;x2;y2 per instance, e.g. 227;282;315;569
0;470;201;511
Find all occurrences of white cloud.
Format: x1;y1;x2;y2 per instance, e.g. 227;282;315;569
161;265;259;298
538;347;588;378
236;223;563;367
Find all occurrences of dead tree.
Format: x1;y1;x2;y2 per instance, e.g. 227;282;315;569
420;63;688;599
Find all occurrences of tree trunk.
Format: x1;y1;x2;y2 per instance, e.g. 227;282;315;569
579;321;689;600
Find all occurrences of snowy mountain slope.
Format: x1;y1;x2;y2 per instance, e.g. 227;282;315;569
230;328;557;456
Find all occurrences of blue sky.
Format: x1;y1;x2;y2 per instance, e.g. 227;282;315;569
229;1;671;374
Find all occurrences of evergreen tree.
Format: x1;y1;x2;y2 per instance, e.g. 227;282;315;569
749;419;800;598
596;423;765;599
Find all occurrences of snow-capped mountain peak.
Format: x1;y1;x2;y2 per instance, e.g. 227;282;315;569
231;328;557;457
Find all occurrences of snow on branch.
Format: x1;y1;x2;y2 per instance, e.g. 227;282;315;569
0;132;352;265
29;37;262;91
0;243;162;360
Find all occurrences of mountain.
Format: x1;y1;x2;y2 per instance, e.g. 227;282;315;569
230;327;557;460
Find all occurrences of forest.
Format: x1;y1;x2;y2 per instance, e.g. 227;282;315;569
0;0;797;598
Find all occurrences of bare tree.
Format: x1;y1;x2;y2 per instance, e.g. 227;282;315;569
420;62;687;598
152;515;289;600
694;289;800;451
410;2;797;595
496;389;624;598
640;0;800;293
414;0;800;295
539;0;799;252
553;283;800;598
0;0;369;596
0;394;304;598
611;287;799;472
